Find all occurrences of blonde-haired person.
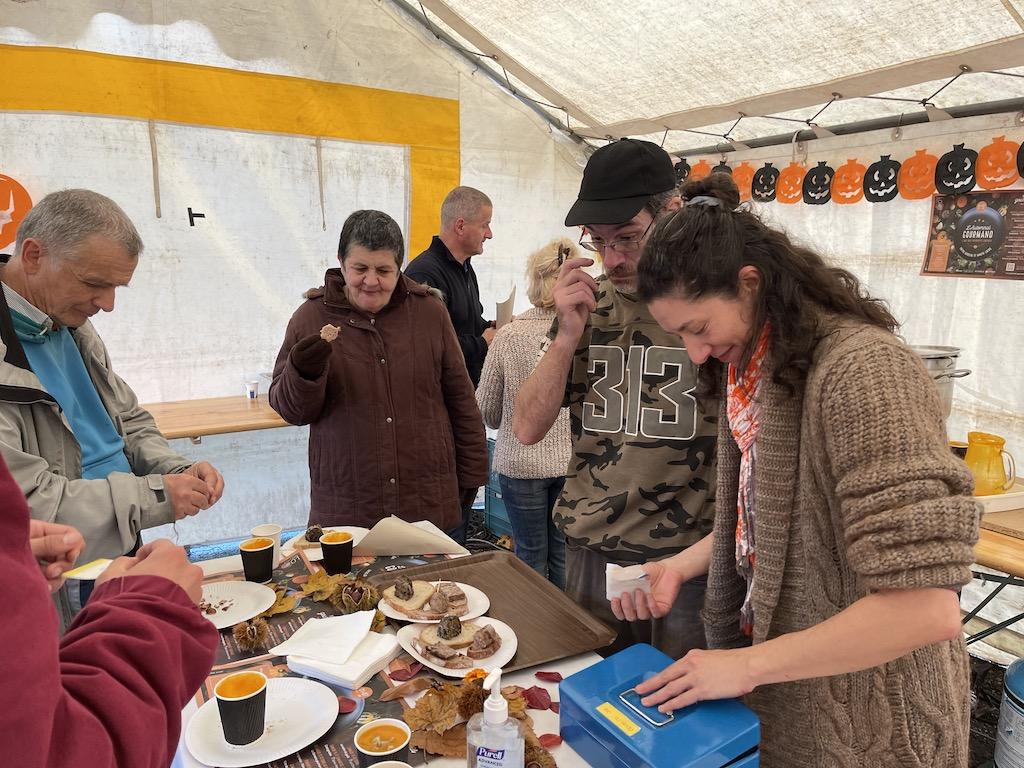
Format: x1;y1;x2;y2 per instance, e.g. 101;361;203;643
476;239;574;587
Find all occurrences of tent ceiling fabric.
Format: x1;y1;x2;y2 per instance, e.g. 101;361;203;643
417;0;1024;152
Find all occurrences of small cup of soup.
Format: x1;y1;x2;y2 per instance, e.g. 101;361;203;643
353;718;411;766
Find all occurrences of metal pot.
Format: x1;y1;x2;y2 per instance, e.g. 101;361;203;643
910;345;970;419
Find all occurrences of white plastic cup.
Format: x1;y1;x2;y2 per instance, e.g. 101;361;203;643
245;380;259;400
251;523;282;568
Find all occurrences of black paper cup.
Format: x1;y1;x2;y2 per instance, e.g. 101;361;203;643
214;671;267;746
239;537;274;583
319;532;354;575
950;440;969;459
353;718;411;767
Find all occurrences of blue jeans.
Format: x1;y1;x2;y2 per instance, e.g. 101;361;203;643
497;474;566;589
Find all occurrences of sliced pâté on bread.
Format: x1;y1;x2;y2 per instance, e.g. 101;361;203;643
418;621;481;649
382;580;436;614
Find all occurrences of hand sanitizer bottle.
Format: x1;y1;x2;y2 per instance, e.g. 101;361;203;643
466;668;525;768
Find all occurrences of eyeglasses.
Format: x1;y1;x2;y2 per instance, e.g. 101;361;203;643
578;218;655;255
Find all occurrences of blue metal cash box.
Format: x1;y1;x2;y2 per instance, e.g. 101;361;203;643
560;644;760;768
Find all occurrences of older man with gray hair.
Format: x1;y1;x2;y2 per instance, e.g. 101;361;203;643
0;189;224;614
405;185;495;387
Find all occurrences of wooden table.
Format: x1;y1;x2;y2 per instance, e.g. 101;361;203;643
143;396;289;440
975;527;1024;579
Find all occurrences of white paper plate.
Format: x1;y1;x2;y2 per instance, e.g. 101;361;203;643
185;677;339;767
378;581;489;624
397;617;517;679
281;526;369;561
200;581;277;631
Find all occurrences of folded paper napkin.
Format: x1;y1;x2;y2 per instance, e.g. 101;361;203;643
605;563;652;602
352;516;469;557
287;632;401;690
269;610;374;664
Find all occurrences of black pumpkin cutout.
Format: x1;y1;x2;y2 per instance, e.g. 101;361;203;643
802;160;834;204
1018;140;1024;180
935;143;978;195
674;159;690;185
863;155;901;203
751;162;778;202
712;161;732;176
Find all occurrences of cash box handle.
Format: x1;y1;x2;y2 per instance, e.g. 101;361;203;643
618;688;675;727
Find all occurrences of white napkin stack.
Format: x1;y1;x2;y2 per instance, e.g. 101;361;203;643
271;611;400;690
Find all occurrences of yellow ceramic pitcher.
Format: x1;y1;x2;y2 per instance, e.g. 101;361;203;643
965;431;1017;496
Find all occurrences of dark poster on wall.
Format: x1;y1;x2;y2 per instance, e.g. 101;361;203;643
922;189;1024;280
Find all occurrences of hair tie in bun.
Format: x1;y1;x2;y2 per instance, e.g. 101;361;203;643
686;195;722;207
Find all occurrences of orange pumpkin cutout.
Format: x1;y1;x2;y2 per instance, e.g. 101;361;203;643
689;159;712;182
898;149;938;200
976;135;1021;190
732;162;755;202
832;159;866;205
776;162;806;204
0;175;32;250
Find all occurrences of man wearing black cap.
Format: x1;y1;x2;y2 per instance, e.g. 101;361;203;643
513;139;717;658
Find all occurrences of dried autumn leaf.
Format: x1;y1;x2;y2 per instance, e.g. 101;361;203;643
379;677;435;702
338;696;357;714
537;734;562;748
410;722;467;758
525;743;558;768
403;684;460;735
534;671;563;683
550;701;560;714
388;662;423;682
524;686;553;711
261;588;298;617
299;570;351;601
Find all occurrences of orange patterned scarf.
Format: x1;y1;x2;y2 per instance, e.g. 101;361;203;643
726;323;771;635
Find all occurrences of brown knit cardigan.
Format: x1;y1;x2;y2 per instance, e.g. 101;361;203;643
702;313;980;768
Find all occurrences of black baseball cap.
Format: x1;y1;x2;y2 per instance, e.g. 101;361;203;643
565;138;677;226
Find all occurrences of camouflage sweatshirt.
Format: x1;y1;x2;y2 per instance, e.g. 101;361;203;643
550;276;718;564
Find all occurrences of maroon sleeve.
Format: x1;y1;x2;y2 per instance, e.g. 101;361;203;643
268;306;330;425
0;457;218;768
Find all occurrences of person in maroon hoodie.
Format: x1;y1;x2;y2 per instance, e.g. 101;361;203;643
0;455;218;768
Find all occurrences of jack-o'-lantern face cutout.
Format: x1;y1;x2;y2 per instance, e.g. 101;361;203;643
863;155;900;203
689;159;712;182
935;143;977;195
712;161;732;176
751;162;779;202
976;136;1020;190
802;161;834;205
732;162;755;203
898;149;938;200
0;175;32;250
674;159;691;185
832;158;866;205
776;162;806;204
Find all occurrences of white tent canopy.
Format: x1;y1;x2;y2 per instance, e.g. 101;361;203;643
413;0;1024;152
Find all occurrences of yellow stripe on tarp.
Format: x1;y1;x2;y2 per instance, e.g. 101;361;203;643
0;43;459;254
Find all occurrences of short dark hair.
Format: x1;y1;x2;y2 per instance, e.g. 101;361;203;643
337;210;405;266
639;173;898;397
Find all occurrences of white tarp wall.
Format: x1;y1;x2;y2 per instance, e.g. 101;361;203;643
0;0;585;544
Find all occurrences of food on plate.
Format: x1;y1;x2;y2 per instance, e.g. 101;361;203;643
293;524;325;550
320;323;341;343
412;622;502;669
383;579;469;620
437;615;463;641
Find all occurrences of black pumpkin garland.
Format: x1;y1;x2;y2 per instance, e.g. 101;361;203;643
712;161;733;176
935;143;978;195
863;155;901;203
802;161;834;205
674;159;690;185
751;162;779;202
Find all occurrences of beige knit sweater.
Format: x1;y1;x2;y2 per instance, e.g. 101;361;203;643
475;307;572;479
703;313;979;768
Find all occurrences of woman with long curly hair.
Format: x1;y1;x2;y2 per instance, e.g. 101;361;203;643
610;173;978;768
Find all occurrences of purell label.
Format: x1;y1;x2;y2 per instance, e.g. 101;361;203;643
476;745;506;767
